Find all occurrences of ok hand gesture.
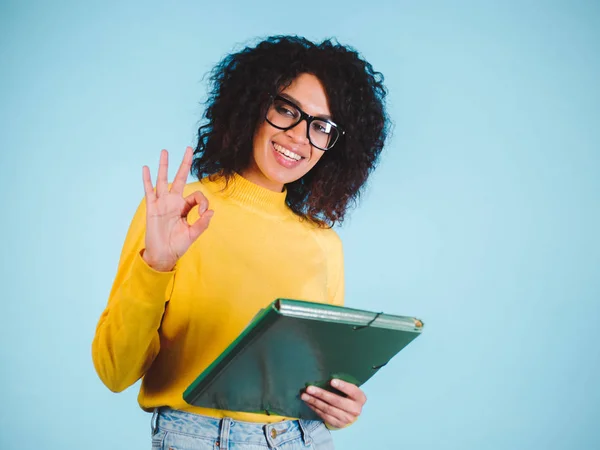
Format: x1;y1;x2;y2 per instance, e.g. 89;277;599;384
142;147;214;272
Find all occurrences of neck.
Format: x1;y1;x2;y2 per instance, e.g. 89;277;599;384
204;172;289;217
239;163;284;193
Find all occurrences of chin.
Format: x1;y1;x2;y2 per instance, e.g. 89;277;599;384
260;157;307;185
267;169;302;187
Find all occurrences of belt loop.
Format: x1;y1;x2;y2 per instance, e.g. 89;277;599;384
150;408;160;436
219;417;232;449
298;420;313;446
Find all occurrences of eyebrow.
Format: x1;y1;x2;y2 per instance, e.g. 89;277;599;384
280;93;333;121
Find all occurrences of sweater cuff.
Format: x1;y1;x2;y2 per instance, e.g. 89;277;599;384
126;250;176;305
325;418;357;431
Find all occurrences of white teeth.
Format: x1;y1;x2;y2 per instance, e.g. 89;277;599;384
274;143;301;161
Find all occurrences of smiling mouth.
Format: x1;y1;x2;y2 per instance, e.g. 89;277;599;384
273;142;304;162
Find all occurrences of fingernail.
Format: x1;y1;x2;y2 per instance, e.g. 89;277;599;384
306;386;316;394
331;379;340;387
301;394;309;401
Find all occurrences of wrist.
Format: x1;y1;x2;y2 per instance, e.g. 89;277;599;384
141;249;176;272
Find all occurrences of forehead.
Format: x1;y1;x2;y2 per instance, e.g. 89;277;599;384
280;73;331;117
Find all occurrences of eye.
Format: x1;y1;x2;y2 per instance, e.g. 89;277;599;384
312;121;332;135
275;103;298;118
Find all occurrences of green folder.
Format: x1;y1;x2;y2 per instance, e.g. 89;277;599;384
183;299;424;419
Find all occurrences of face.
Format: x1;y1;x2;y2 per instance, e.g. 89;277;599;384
242;73;332;192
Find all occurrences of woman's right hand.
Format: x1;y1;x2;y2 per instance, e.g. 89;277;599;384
141;146;214;272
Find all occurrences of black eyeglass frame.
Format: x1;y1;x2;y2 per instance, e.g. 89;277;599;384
265;95;345;151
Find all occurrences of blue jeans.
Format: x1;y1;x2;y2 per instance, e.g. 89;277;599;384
151;408;335;449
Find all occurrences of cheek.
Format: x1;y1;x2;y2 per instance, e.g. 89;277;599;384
255;119;275;140
252;131;268;163
253;128;264;149
253;125;277;155
251;133;261;157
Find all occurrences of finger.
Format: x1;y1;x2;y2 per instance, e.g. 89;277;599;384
189;210;214;242
142;165;156;202
156;149;169;196
305;403;340;428
331;379;367;405
301;392;356;425
181;191;209;218
181;191;213;242
305;402;350;429
171;146;193;194
305;385;362;416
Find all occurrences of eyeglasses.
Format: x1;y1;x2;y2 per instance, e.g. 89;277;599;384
265;95;344;151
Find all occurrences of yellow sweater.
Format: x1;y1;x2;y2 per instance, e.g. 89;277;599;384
92;173;344;423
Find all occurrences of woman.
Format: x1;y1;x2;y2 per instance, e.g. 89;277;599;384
92;35;388;449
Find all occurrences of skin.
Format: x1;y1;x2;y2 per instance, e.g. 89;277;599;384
140;73;367;428
141;147;214;273
241;73;329;192
302;378;366;429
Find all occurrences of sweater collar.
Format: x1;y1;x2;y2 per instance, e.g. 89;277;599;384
207;172;289;216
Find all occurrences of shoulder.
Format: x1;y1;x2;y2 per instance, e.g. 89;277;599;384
305;222;344;256
181;177;225;203
182;178;211;197
319;226;343;249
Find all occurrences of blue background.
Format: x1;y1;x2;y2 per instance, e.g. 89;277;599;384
1;0;599;448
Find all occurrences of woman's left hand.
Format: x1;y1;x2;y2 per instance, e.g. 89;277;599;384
301;379;366;429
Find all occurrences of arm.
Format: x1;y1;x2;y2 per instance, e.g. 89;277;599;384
91;198;175;392
304;231;367;429
327;231;345;307
92;147;213;392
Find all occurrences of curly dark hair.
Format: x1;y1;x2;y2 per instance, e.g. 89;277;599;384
191;35;389;227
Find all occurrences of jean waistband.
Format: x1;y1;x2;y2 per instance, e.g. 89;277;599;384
151;407;320;448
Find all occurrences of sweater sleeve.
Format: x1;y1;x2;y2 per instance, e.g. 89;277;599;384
327;231;345;307
92;198;175;392
326;231;348;431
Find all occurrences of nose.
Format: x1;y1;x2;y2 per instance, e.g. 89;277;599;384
285;119;310;145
